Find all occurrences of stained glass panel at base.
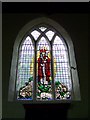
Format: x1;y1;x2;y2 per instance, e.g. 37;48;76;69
36;37;52;100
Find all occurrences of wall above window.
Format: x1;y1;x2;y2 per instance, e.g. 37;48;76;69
8;17;81;103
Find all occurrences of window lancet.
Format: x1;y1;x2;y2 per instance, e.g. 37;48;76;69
17;36;34;100
53;36;72;100
36;37;52;100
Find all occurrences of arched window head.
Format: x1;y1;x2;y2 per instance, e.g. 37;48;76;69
8;17;81;102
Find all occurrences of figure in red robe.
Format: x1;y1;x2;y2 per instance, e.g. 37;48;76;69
38;47;51;84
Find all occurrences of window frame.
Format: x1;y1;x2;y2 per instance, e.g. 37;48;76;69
8;17;81;103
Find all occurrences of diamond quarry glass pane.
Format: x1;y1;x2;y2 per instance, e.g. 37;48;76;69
39;27;47;32
36;37;52;100
17;36;34;100
31;30;41;40
53;36;72;100
45;30;55;41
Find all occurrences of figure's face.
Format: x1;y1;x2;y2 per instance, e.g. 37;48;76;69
42;52;45;57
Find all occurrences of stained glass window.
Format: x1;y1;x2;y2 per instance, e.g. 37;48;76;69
16;26;72;101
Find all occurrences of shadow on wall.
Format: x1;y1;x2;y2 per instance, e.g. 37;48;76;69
24;103;71;120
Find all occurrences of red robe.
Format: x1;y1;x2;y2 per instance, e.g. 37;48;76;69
38;56;51;82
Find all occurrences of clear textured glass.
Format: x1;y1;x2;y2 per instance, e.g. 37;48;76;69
31;30;41;40
45;30;55;41
39;27;47;32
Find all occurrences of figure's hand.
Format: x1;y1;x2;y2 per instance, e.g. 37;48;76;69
41;64;43;66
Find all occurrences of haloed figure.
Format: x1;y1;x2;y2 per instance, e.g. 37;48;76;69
38;47;51;85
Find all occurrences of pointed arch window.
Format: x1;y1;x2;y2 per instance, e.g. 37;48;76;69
8;18;80;102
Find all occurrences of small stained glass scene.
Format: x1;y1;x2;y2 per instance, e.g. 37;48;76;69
16;36;34;100
16;26;72;101
36;37;52;100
